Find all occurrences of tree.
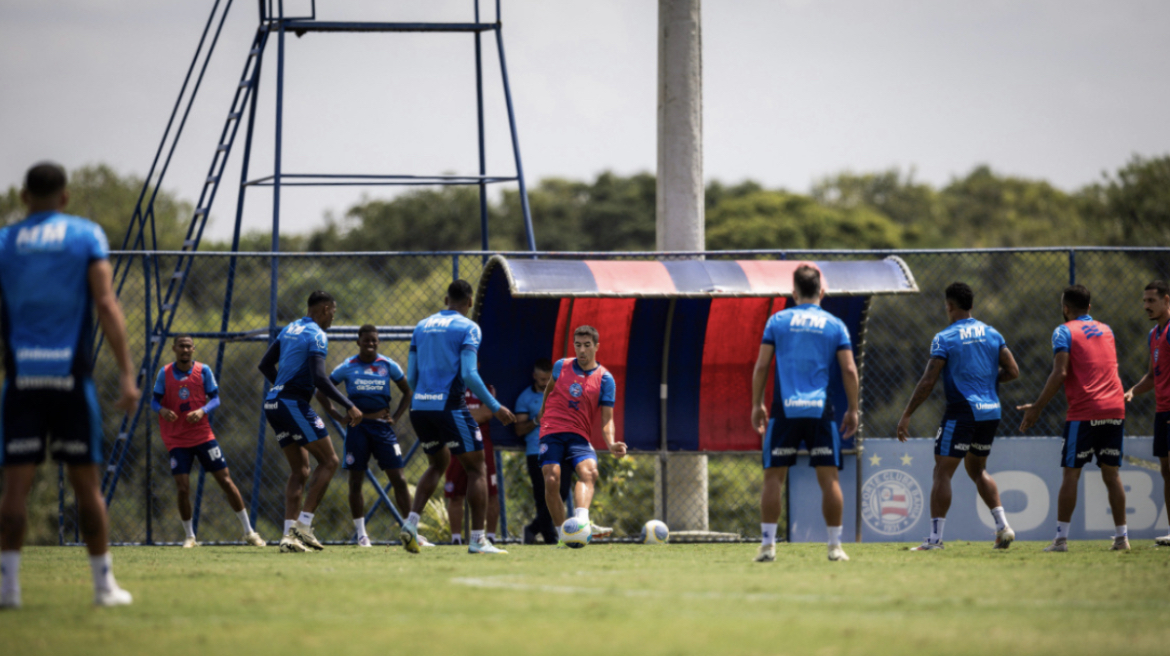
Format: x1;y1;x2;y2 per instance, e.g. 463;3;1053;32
706;189;907;250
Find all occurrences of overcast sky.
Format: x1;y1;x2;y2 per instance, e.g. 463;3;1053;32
2;0;1168;242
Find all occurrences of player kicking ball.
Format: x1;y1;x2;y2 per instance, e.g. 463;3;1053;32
537;325;626;546
153;335;264;547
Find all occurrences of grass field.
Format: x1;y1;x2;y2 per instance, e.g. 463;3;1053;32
3;541;1169;656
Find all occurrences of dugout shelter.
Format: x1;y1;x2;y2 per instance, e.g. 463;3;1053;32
473;255;919;453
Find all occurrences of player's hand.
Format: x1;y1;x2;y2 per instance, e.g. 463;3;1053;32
1016;403;1040;431
895;415;911;443
346;405;363;427
494;405;516;426
610;441;628;458
1124;389;1135;403
159;407;178;422
751;404;769;436
115;374;140;414
840;408;859;439
185;408;206;423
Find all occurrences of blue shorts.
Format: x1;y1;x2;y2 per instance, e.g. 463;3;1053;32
344;421;404;471
762;417;841;469
935;418;999;458
169;439;228;475
539;432;597;469
0;379;103;466
263;397;329;448
1062;419;1124;468
410;408;482;455
1154;411;1170;459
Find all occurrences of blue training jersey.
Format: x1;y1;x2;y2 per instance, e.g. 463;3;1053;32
265;317;328;402
0;211;109;389
329;353;405;414
762;303;852;419
514;385;546;455
409;310;481;411
930;318;1006;421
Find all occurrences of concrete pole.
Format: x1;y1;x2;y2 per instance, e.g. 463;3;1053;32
656;0;709;532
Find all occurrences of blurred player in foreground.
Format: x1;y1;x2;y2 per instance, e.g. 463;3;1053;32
751;265;858;563
1123;280;1170;546
897;282;1020;551
0;162;138;607
444;384;500;545
259;291;361;552
537;325;624;546
154;335;264;547
402;280;514;555
1018;285;1129;552
318;325;412;547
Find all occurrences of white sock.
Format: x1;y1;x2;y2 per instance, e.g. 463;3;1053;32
929;518;946;543
283;520;295;535
353;518;368;539
451;533;463;545
182;519;195;539
486;532;496;542
574;507;590;523
1115;524;1128;538
1056;521;1070;540
991;506;1008;531
297;511;314;527
236;510;253;534
1;551;20;596
406;512;421;527
470;529;485;543
89;552;116;593
827;526;843;547
761;523;778;546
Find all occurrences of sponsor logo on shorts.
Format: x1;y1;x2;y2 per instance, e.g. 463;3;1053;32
1090;419;1123;426
861;469;925;536
51;441;89;455
771;447;797;457
971;443;991;452
263;402;278;410
5;437;42;455
170;457;178;469
539;443;548;454
783;398;824;409
345;453;355;465
1098;448;1121;457
276;432;290;440
953;443;970;452
1076;449;1094;459
313;417;325;430
445;441;460;448
474;428;483;442
809;447;834;456
422;441;439;449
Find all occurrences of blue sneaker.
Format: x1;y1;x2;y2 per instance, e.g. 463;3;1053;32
399;522;420;554
468;537;508;554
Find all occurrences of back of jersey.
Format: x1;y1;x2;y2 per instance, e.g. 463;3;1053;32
932;318;1005;421
268;317;328;401
410;310;480;412
1056;317;1125;421
0;212;109;389
763;303;852;419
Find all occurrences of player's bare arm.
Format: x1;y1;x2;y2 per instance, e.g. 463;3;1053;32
314;389;346;423
750;343;774;436
513;413;537;435
600;405;625;457
1125;351;1155;402
535;375;555;424
1017;352;1069;431
390;377;411;424
838;347;860;439
998;346;1020;383
88;259;139;413
896;358;944;442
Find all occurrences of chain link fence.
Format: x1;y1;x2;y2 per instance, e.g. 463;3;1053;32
14;248;1170;545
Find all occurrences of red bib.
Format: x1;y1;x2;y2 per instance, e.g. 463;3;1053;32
1064;320;1125;421
158;362;216;450
541;358;608;441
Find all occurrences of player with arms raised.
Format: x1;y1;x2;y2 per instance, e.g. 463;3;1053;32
751;265;858;563
1018;284;1130;552
1123;280;1170;546
400;280;514;555
0;163;138;607
153;335;264;547
896;282;1020;550
537;326;624;545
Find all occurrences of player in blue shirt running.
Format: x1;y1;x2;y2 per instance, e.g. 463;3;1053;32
0;163;138;607
513;358;570;544
258;290;361;552
896;282;1020;551
317;324;413;547
751;265;858;563
400;280;515;555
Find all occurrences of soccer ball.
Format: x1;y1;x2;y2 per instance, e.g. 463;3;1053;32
560;517;591;549
640;519;669;545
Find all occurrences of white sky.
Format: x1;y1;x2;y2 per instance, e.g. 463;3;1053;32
2;0;1168;243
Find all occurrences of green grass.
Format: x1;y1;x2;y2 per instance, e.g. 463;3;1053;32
4;541;1169;656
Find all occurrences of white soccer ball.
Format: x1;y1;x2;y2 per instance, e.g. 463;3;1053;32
560;517;591;549
640;519;669;545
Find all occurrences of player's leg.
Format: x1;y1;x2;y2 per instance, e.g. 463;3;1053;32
67;463;131;605
757;467;786;562
385;469;413;526
279;443;312;551
485;444;500;540
1155;413;1170;545
173;472;197;546
571;456;599;515
344;426;372;546
915;455;961;549
525;454;554;543
0;464;36;607
289;436;340;550
964;452;1013;548
1100;464;1129;550
455;449;488;531
542;462;566;527
209;467;261;545
447;495;465;544
1160;456;1170;546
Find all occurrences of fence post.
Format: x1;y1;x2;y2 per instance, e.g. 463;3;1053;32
1069;250;1076;285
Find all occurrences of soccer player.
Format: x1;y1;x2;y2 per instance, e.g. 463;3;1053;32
896;282;1020;551
444;385;501;545
258;291;362;552
153;335;264;547
401;280;515;555
514;359;571;544
751;265;859;563
1123;280;1170;546
1018;284;1130;552
0;162;138;607
537;325;626;544
316;325;412;547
